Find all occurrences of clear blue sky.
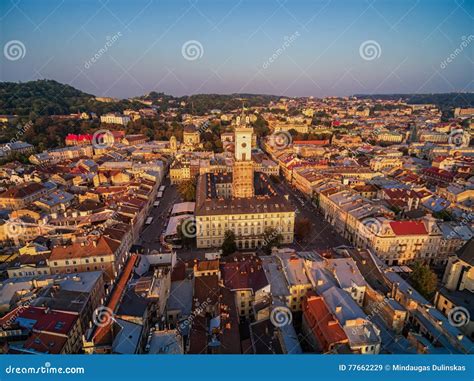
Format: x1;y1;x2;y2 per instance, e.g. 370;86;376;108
1;0;473;98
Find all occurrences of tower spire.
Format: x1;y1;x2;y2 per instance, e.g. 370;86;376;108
232;101;254;198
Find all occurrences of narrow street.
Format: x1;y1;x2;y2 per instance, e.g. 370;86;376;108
138;177;181;252
271;176;351;251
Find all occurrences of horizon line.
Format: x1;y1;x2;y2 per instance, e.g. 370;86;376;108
2;78;473;101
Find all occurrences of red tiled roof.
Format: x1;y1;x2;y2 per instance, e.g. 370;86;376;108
65;134;93;142
432;156;448;163
17;306;78;335
23;332;68;354
194;275;220;306
50;236;120;260
293;140;330;145
383;188;420;199
220;255;267;292
422;167;454;180
389;221;427;236
303;293;348;348
0;182;45;199
92;254;138;345
196;259;219;272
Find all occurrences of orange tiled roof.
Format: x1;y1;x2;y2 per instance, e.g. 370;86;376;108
303;293;348;348
92;254;138;345
50;236;120;260
0;182;44;199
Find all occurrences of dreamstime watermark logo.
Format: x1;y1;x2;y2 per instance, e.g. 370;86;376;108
257;226;283;251
447;212;474;241
92;129;115;149
179;297;211;331
180;217;203;238
181;40;204;61
84;32;122;69
1;301;31;330
92;306;114;327
352;297;389;336
271;131;292;150
361;217;381;236
448;129;470;148
270;306;293;328
440;35;474;69
359;40;381;61
0;121;34;156
4;218;26;239
197;120;210;135
5;362;85;375
4;40;26;61
262;31;300;69
448;306;470;328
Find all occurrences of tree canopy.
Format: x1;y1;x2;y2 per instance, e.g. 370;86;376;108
409;261;438;299
177;178;197;202
221;230;237;256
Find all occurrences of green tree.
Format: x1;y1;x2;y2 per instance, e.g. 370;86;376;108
261;227;283;254
409;261;438;299
252;115;270;137
177;179;196;201
221;230;237;256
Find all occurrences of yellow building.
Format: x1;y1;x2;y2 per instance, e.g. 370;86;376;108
0;182;48;210
272;122;309;134
195;113;295;249
369;157;403;171
170;159;191;184
183;125;201;147
232;114;254;198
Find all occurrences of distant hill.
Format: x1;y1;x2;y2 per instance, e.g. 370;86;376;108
354;92;474;118
0;80;94;116
137;91;281;115
176;93;281;115
0;80;281;118
0;80;143;117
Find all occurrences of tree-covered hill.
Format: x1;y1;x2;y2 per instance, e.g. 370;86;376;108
0;80;94;116
0;80;143;117
177;93;281;115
